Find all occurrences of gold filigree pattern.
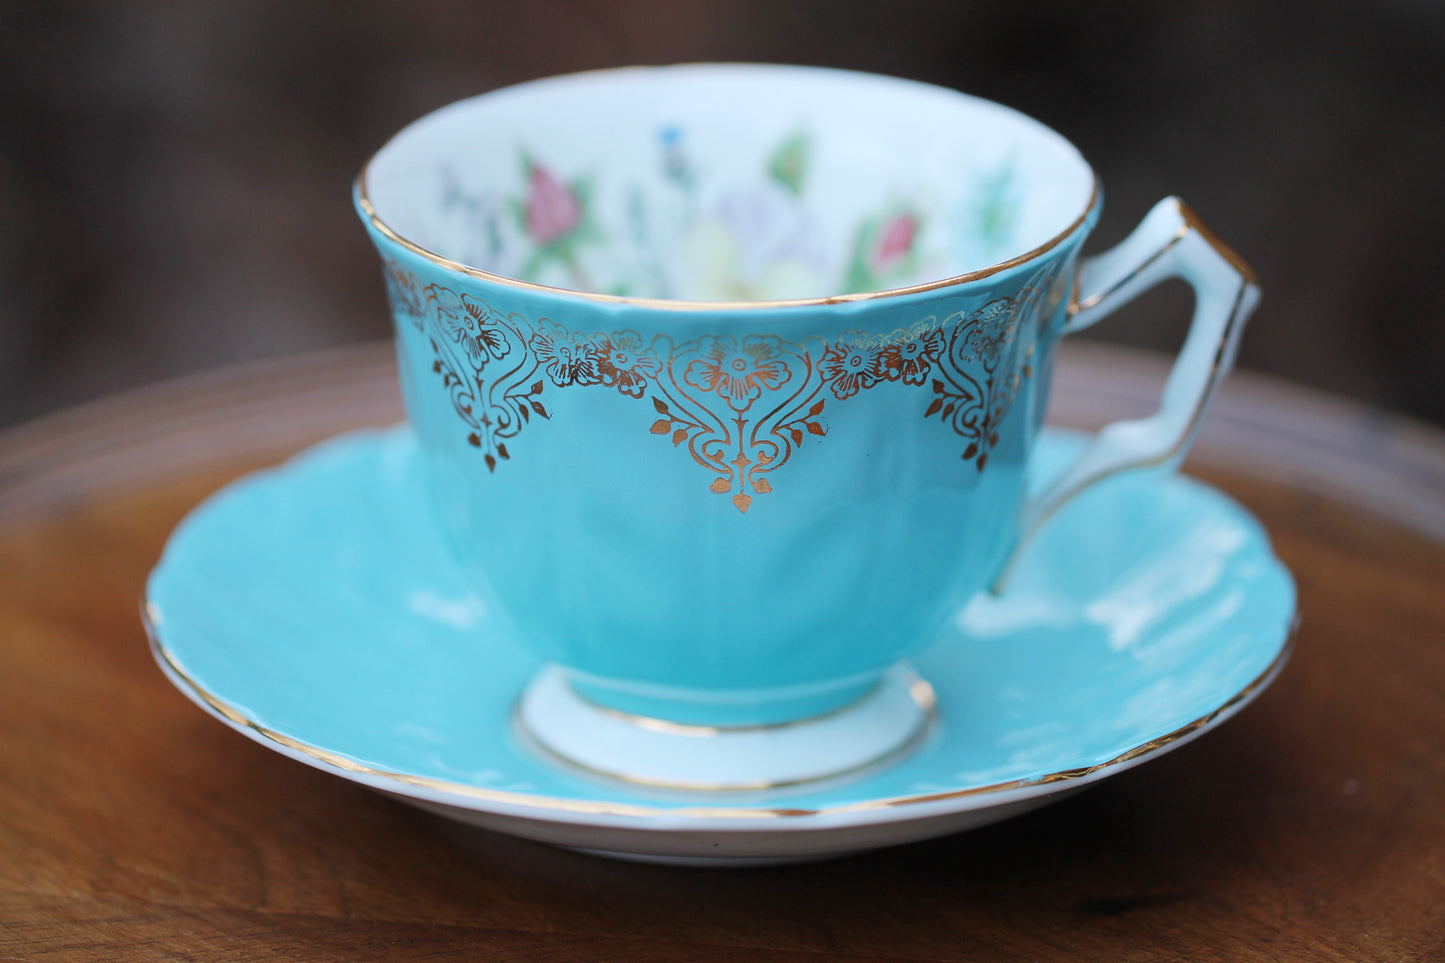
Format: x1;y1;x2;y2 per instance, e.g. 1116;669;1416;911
383;260;1067;510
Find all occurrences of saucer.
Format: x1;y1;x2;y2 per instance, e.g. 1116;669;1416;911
145;427;1296;865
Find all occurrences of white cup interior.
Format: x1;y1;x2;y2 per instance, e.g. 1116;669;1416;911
364;64;1094;302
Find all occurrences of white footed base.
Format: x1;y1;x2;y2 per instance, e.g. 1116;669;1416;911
515;663;935;791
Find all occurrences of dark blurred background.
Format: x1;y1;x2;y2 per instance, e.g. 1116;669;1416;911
2;0;1442;430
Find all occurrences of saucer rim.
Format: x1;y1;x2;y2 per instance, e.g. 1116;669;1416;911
145;610;1296;828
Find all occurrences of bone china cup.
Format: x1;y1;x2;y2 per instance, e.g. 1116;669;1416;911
355;65;1259;761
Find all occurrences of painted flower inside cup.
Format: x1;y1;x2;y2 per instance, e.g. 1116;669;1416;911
522;161;581;245
873;212;919;272
513;156;595;290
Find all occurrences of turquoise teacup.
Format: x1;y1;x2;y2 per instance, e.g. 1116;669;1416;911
357;65;1257;789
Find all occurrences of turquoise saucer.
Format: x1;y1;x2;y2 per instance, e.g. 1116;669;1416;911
145;427;1296;865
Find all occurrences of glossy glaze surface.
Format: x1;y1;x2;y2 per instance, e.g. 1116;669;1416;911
361;65;1103;723
145;427;1295;860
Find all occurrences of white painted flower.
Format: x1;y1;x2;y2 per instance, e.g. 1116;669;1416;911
683;182;830;301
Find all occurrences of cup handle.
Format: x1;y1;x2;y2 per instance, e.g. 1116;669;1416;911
1001;197;1261;588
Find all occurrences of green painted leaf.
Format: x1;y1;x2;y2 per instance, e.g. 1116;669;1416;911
767;130;810;196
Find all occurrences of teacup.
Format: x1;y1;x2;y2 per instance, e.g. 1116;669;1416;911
356;64;1257;789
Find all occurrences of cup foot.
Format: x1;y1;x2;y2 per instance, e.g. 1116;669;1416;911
514;663;936;792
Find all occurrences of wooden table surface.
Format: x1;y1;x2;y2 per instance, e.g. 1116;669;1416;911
2;343;1443;962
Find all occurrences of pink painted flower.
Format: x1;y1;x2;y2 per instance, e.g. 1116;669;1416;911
871;213;917;273
524;163;582;245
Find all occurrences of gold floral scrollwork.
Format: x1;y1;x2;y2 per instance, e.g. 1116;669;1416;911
382;260;1064;510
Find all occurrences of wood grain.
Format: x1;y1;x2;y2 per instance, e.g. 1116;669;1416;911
1;345;1443;961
